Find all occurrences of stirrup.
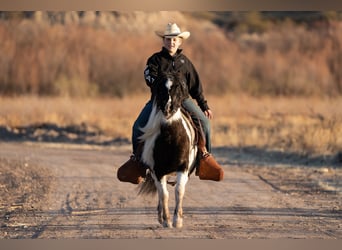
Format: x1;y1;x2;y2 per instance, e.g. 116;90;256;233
197;153;224;181
117;154;146;184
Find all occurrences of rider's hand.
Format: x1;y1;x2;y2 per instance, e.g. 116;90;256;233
204;109;213;119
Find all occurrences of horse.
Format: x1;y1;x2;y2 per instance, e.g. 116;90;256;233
137;71;200;228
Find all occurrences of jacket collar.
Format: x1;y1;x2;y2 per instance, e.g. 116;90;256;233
161;47;183;59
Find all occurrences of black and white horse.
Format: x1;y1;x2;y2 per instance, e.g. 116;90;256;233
138;72;199;228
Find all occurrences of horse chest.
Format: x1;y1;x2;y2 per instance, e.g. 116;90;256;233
155;121;189;155
143;119;191;179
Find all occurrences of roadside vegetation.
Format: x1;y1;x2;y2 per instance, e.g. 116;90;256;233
0;11;341;160
0;95;341;159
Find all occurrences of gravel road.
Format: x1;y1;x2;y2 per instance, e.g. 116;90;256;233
0;142;341;239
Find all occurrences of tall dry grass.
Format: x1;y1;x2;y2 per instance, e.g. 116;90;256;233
208;94;342;156
0;95;341;157
0;95;148;138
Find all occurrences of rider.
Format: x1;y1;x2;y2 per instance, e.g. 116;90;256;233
117;22;224;184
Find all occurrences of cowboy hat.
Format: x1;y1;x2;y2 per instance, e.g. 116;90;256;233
155;23;190;40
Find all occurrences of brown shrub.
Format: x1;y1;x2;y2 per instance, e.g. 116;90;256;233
0;12;342;97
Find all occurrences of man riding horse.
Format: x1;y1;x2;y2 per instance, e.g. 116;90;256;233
118;22;224;184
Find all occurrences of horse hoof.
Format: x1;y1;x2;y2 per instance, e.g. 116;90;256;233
163;221;173;228
173;219;183;228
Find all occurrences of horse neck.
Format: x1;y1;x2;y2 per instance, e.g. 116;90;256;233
163;108;182;124
139;101;185;141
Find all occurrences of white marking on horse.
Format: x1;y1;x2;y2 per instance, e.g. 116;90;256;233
165;78;173;90
181;116;197;170
165;78;173;114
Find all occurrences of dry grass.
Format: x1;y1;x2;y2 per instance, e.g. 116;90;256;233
208;94;342;156
0;95;148;139
1;95;341;157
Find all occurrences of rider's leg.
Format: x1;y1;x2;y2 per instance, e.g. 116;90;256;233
132;100;153;155
117;100;153;184
182;98;223;182
182;98;211;152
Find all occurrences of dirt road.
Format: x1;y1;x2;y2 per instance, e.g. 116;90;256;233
0;142;341;239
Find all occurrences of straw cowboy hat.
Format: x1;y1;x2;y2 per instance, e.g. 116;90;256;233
155;23;190;40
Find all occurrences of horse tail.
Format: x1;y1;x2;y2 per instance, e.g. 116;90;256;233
138;171;157;196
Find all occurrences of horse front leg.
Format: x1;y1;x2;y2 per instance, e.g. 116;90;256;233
173;172;189;228
156;176;172;228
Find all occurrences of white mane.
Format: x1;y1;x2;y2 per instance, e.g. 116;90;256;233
139;102;163;141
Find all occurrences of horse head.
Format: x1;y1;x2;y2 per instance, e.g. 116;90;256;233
153;71;188;119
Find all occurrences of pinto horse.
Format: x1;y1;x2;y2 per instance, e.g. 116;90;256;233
138;71;200;228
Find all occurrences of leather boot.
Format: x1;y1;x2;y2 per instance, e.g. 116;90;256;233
117;155;146;184
196;151;224;181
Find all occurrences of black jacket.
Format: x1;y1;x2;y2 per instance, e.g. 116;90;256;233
144;47;209;112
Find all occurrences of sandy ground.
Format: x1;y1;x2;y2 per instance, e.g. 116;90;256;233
0;141;341;239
